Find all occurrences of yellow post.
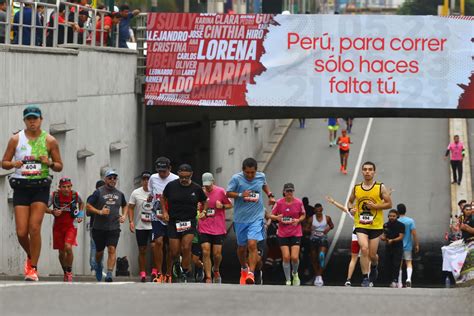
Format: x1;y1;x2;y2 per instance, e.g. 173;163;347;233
443;0;449;16
460;0;465;15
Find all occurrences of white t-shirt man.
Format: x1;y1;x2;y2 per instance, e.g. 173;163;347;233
148;172;179;225
129;187;153;230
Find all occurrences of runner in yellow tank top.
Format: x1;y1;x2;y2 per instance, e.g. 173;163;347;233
348;161;392;287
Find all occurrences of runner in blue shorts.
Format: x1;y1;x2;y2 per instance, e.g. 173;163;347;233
227;157;276;285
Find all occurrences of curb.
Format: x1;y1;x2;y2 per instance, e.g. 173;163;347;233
448;118;472;216
257;119;294;172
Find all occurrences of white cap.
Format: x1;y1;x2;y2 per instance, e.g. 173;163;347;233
202;172;214;186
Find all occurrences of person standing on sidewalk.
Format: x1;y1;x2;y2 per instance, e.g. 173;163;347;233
445;135;465;185
2;105;63;281
381;209;405;288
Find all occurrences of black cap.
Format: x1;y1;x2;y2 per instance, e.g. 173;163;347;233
23;105;42;119
141;171;151;178
119;4;130;11
155;157;171;171
283;183;295;191
178;164;193;172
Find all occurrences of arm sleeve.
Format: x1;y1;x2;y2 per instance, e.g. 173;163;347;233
226;176;238;193
129;191;136;205
411;220;416;230
271;202;280;215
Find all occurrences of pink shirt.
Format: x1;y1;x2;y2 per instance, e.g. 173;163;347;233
272;197;305;238
198;185;232;236
447;141;464;161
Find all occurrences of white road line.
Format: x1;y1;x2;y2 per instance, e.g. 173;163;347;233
0;281;135;288
326;118;374;262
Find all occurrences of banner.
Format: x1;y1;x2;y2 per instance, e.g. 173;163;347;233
145;13;474;109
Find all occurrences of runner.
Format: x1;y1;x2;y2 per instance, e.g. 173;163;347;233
127;171;153;282
46;177;84;282
381;209;405;288
444;135;465;185
325;196;360;286
396;203;420;288
269;183;305;286
327;118;340;147
86;180;105;275
336;129;351;174
348;161;392;287
1;105;63;281
161;164;208;283
86;169;128;282
309;203;334;286
344;117;354;134
226;157;276;285
148;157;178;283
191;223;204;283
199;172;232;283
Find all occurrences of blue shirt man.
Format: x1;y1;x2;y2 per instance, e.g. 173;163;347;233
13;5;42;45
118;4;139;48
396;203;419;288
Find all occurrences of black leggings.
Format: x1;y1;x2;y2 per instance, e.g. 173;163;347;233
385;246;403;282
450;160;463;183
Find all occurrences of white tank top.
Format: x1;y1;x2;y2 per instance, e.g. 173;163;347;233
13;130;49;179
311;214;328;238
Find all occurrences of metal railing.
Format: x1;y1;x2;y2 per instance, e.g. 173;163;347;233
135;12;146;77
0;0;121;48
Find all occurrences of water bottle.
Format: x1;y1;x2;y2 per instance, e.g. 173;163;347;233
445;276;451;288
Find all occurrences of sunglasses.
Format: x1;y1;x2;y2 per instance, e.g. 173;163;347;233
59;178;71;183
284;189;294;193
107;176;118;180
179;175;192;180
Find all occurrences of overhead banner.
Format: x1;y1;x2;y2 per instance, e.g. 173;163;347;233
145;13;474;109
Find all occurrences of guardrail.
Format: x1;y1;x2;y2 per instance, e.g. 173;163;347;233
0;0;120;48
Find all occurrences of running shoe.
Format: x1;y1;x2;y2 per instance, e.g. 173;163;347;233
213;271;222;284
140;271;146;283
286;280;292;286
397;282;403;289
173;262;183;280
369;265;378;283
181;270;192;283
245;271;255;285
25;269;39;282
105;271;113;283
361;277;370;287
406;280;412;288
319;252;325;269
95;262;103;282
153;273;163;283
195;267;204;282
240;269;248;285
66;272;73;283
390;281;397;288
24;258;32;276
63;272;68;282
340;165;344;172
344;280;351;287
151;269;158;282
292;272;300;286
165;274;172;283
342;168;348;175
205;277;212;284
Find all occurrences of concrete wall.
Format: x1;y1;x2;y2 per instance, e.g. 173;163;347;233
210;119;278;187
0;45;142;276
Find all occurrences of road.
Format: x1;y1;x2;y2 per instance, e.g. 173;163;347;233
262;118;450;286
0;282;471;316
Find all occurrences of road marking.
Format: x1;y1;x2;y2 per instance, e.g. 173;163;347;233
326;118;374;262
0;281;135;288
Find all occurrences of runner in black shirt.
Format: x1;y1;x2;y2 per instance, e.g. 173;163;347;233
161;164;208;282
381;209;405;288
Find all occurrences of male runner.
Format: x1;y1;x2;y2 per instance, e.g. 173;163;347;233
47;177;84;282
348;161;392;287
128;171;153;282
336;129;351;174
2;105;63;281
397;203;419;288
148;157;178;282
227;157;276;285
199;172;232;283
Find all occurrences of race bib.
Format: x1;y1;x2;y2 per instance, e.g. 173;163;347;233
21;160;41;176
341;142;348;147
176;221;192;232
314;231;324;237
141;202;153;222
206;208;215;217
282;216;293;224
359;212;374;225
244;192;260;202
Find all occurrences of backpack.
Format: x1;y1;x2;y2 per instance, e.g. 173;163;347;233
52;190;79;218
116;256;130;277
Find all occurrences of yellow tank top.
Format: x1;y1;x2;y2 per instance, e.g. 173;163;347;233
353;182;384;229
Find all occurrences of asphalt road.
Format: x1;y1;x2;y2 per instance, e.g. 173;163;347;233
0;282;471;316
262;118;450;286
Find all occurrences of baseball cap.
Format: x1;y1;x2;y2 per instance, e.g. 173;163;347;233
202;172;214;186
178;164;193;173
283;183;295;191
141;171;151;179
23;105;42;119
104;169;118;178
155;157;171;171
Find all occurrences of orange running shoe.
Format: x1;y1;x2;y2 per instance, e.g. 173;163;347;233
340;165;344;172
153;273;163;283
239;269;248;285
25;268;39;282
245;271;255;285
342;169;347;175
24;258;32;276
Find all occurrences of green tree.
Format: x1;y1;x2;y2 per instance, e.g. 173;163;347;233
398;0;474;15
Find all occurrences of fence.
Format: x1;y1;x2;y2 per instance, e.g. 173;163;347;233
0;0;121;48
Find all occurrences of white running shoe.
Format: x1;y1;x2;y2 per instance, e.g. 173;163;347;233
314;276;324;287
286;280;292;286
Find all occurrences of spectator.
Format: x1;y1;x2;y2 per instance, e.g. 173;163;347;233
445;135;465;185
457;199;467;217
67;10;89;44
0;0;6;44
46;2;67;46
94;11;121;46
118;4;140;48
381;209;405;288
460;203;474;243
13;3;42;45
